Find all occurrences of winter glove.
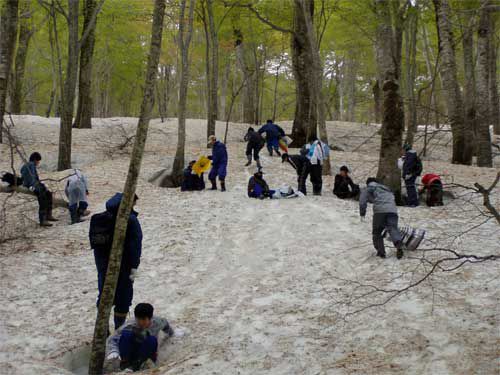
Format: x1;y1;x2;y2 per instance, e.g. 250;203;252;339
29;186;36;192
129;268;138;282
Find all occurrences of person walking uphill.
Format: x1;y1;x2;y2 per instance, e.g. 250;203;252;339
208;135;228;192
65;169;90;224
21;152;58;227
244;127;264;168
90;193;143;330
258;119;284;156
359;178;406;259
402;144;422;207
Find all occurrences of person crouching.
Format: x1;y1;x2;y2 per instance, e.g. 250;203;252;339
65;169;90;224
248;170;275;199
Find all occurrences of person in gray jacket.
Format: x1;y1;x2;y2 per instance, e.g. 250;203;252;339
359;177;405;259
65;169;90;224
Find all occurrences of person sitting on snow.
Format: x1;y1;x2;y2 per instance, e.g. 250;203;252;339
181;160;205;192
20;152;58;227
248;169;275;199
207;135;228;192
106;303;181;372
359;177;406;259
333;166;360;199
419;173;444;207
65;169;90;224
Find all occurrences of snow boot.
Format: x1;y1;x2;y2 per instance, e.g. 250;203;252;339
220;180;226;192
210;179;217;190
69;205;83;225
396;245;405;260
256;160;262;169
245;155;252;167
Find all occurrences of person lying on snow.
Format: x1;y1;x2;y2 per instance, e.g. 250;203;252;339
419;173;444;207
333;166;360;199
359;177;406;259
105;303;183;372
91;193;142;331
20;152;58;227
207;135;228;192
248;170;275;199
244;127;264;168
65;169;90;224
181;160;205;191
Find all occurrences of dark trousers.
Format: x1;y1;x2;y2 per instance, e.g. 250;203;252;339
309;164;323;195
372;212;403;255
246;143;262;161
119;331;158;371
35;184;53;223
405;176;419;206
334;185;360;200
427;181;444;207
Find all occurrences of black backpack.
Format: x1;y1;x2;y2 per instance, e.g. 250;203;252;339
413;157;423;176
1;172;23;187
89;211;117;253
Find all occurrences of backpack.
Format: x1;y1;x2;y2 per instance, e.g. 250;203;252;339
1;172;23;187
413;157;423;176
89;211;117;252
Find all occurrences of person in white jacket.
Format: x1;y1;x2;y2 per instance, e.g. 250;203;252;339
301;136;330;195
65;169;90;224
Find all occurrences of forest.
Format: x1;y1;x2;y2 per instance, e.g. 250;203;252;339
0;1;499;375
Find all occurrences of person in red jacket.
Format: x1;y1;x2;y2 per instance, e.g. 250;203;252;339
420;173;444;207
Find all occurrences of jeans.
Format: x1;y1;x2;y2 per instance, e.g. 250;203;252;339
372;212;403;254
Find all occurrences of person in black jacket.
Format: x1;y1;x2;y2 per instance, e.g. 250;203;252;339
244;127;264;168
282;153;310;195
333;166;360;199
402;144;420;207
181;161;205;191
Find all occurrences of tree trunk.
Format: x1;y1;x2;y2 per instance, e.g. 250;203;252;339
290;0;316;147
206;0;218;138
0;0;19;144
421;23;440;129
489;14;499;136
159;0;195;188
373;80;382;123
74;0;97;129
433;0;472;165
10;0;31;114
462;17;477;154
87;1;166;373
235;29;257;125
57;0;79;171
374;0;404;204
476;1;493;167
219;58;229;120
344;56;357;123
404;4;418;146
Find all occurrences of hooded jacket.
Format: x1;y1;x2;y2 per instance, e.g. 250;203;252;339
95;193;143;272
402;150;418;177
211;141;228;167
359;182;398;217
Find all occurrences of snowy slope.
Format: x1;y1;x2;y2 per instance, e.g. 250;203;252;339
0;116;499;375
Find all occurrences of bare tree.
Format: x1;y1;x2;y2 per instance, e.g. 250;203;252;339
202;0;218;138
10;0;33;114
462;15;477;154
158;0;196;188
475;0;493;167
87;0;166;373
74;0;98;129
404;3;419;146
433;0;473;165
489;12;499;135
0;0;19;144
374;0;404;203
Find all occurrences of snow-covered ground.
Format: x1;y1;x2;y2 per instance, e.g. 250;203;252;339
0;116;499;375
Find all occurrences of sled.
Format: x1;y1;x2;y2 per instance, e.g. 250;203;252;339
383;225;426;250
192;156;211;176
278;138;289;153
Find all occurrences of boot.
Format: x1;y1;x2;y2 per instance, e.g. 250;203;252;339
245;155;252;167
210;179;217;190
396;246;405;260
220;180;226;192
256;160;262;170
46;209;58;222
69;205;82;225
376;250;386;258
40;220;53;227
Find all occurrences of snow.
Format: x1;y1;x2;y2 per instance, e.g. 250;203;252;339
0;116;499;375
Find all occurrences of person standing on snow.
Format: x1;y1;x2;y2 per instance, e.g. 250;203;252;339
207;135;228;192
402;143;421;207
65;169;90;224
20;152;58;227
258;119;283;156
244;127;264;168
91;193;143;330
281;153;310;195
359;177;406;259
301;136;329;195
